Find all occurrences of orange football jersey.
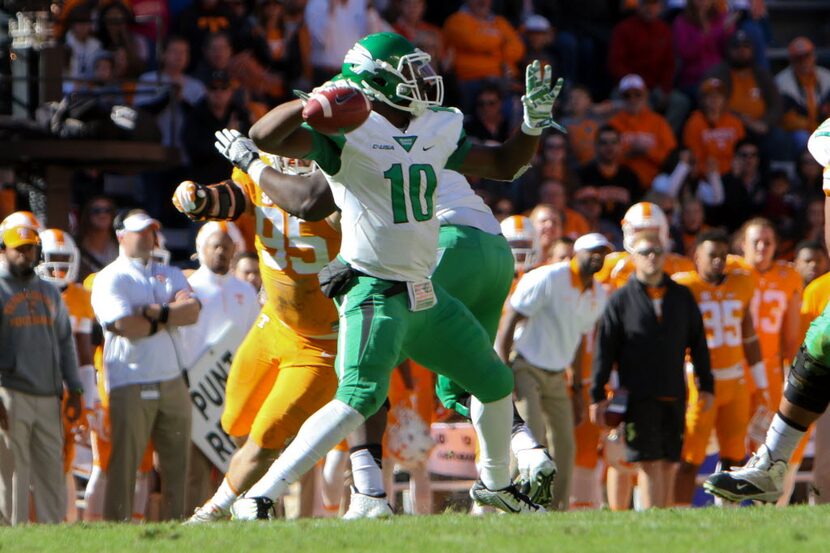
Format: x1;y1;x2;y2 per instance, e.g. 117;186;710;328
673;269;755;370
62;282;94;335
597;251;694;290
232;167;341;338
801;272;830;335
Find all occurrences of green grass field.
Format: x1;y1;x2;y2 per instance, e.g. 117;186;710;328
2;506;830;553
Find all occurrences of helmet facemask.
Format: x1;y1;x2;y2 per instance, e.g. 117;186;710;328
37;251;79;286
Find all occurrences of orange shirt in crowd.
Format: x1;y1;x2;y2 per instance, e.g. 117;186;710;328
682;109;746;175
609;108;677;187
442;10;525;81
562;208;591;240
566;118;601;165
728;70;767;122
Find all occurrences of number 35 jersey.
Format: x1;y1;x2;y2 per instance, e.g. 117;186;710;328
673;269;756;371
304;108;471;282
232;166;341;339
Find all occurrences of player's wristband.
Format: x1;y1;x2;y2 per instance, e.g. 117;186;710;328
750;361;768;390
247;159;268;186
520;122;543;136
158;303;170;324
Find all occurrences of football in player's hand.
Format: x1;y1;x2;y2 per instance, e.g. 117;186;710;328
302;86;372;135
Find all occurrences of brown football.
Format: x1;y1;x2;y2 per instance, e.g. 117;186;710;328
302;86;372;135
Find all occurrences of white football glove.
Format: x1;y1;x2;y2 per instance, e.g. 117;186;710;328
521;60;565;135
808;118;830;194
214;128;260;172
172;180;207;218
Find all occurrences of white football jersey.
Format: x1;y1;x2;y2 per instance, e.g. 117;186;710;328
310;108;467;282
436;170;501;235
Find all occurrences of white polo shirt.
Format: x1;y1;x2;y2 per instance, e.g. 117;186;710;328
511;260;607;371
91;255;193;391
180;265;260;367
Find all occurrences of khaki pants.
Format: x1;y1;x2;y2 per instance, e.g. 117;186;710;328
0;387;65;525
104;376;192;521
513;358;575;511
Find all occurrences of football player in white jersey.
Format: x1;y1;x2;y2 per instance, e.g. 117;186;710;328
223;32;562;518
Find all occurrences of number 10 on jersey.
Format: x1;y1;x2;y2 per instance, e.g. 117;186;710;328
384;163;437;224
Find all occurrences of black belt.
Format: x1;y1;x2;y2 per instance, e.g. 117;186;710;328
351;268;407;297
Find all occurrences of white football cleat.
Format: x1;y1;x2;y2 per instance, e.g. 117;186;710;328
183;502;229;524
342;489;394;520
515;446;556;507
229;496;277;521
703;446;787;503
469;480;545;514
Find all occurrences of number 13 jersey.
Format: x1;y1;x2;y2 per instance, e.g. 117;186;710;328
303;108;471;282
232;166;341;339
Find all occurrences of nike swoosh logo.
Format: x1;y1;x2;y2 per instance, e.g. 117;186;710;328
494;496;520;513
736;483;749;490
334;91;357;104
422;145;435;151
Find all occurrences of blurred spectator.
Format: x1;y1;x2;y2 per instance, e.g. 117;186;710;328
608;0;689;134
394;0;443;59
578;124;644;227
712;138;767;232
91;210;200;521
305;0;371;84
651;147;724;208
550;236;575;264
182;71;252;184
0;224;83;525
794;240;829;287
672;0;736;95
561;85;608;166
136;36;207;155
410;27;460;109
538;179;591;240
61;3;102;87
442;0;525;111
520;15;556;72
192;32;235;86
492;197;516;222
529;204;563;266
681;77;745;176
609;74;677;187
591;230;712;509
233;251;264;302
731;0;772;71
776;37;830;153
796;147;825;194
465;83;511;144
181;223;259;515
676;197;709;256
250;0;314;94
96;1;148;79
497;233;610;511
77;196;120;281
762;170;800;253
174;0;236;72
539;132;581;195
130;0;171;51
800;196;826;246
707;30;783;158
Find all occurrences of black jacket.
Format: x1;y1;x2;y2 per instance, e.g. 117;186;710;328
591;274;713;403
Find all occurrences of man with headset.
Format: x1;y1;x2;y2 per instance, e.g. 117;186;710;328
0;216;83;525
91;209;201;521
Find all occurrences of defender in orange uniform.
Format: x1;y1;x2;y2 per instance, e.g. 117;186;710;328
175;153;341;522
672;230;767;505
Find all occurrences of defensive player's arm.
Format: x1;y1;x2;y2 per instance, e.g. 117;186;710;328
742;306;767;394
494;304;525;364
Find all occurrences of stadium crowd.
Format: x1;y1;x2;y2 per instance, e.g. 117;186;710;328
2;0;830;524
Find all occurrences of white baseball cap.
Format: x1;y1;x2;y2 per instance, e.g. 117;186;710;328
121;212;160;233
574;233;612;253
619;74;647;93
524;15;551;33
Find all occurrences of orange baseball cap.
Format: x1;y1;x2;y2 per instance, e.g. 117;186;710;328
2;225;41;249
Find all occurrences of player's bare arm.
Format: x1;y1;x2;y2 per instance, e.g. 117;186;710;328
458;61;564;181
742;306;769;403
214;128;336;220
249;100;314;159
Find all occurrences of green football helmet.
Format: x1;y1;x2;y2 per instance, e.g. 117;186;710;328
341;32;444;116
